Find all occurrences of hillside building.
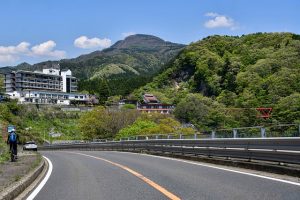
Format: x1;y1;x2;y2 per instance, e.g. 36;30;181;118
4;69;77;93
137;94;174;114
2;68;91;105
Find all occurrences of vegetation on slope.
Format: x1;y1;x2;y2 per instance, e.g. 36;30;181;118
0;102;83;143
79;107;196;140
136;33;300;129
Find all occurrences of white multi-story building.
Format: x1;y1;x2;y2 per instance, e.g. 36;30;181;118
8;90;89;105
60;69;77;93
3;68;91;105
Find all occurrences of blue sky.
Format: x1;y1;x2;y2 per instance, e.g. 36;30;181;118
0;0;299;67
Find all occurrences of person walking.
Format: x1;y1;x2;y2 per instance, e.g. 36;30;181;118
7;128;19;161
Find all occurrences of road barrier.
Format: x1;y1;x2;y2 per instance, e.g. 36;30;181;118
40;137;300;165
123;124;300;141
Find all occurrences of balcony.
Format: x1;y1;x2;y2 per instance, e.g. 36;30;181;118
4;80;12;84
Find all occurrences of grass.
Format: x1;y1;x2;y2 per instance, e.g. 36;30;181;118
0;140;10;164
30;153;42;170
23;117;83;143
0;152;10;164
14;175;21;182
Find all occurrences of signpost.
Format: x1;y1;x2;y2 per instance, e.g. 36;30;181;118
48;128;62;144
51;133;62;138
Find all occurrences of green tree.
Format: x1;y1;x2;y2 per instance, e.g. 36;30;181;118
79;107;140;139
174;93;233;129
98;78;111;104
274;93;300;123
0;75;4;93
116;119;157;139
79;106;112;139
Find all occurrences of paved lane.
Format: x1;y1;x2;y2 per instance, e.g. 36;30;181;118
34;151;300;200
35;152;166;200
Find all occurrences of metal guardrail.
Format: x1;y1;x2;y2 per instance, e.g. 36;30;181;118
40;137;300;165
119;124;300;141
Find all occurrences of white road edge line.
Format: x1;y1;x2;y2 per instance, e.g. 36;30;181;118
115;151;300;186
26;156;53;200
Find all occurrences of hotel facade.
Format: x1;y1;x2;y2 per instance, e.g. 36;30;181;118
3;68;92;105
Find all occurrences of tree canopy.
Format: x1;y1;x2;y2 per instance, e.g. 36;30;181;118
135;33;300;128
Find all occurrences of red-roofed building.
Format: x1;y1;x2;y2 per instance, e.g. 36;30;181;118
143;94;159;103
137;94;174;114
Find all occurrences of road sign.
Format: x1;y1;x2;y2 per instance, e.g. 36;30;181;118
51;133;62;138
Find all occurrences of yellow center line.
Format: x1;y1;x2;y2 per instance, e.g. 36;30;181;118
67;151;181;200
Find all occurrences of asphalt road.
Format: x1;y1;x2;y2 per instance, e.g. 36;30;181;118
34;151;300;200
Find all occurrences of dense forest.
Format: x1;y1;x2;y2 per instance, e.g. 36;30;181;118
135;33;300;129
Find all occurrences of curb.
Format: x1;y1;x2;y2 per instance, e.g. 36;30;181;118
0;157;46;200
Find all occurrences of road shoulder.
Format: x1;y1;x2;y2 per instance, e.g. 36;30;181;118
0;152;45;200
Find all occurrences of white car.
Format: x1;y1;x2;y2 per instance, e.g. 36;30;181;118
23;141;38;151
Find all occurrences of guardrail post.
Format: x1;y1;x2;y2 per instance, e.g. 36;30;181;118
167;135;170;139
194;133;197;139
233;129;237;138
261;127;266;138
211;130;215;139
179;134;183;139
155;135;159;140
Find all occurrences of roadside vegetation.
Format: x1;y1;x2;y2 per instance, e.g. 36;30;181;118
0;101;83;143
0;102;195;142
0;139;10;163
79;107;196;140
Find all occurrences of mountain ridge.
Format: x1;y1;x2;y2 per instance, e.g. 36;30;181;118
0;34;185;80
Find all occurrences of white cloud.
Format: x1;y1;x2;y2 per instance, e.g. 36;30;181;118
204;12;237;30
74;36;112;49
0;42;30;55
122;32;136;38
31;40;66;58
0;40;66;65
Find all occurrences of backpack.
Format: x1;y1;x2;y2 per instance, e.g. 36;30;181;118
9;132;17;142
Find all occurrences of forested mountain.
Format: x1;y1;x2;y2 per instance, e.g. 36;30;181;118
0;34;185;96
136;33;300;128
0;34;184;79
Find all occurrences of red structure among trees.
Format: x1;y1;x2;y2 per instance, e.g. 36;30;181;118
256;108;272;119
